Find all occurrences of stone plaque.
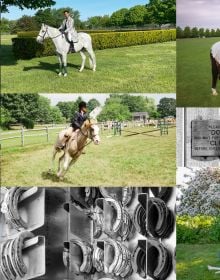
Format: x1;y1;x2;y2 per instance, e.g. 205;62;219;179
192;120;220;157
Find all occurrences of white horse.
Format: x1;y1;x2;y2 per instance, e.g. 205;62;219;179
36;24;96;76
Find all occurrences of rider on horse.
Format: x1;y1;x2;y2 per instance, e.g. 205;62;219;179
59;10;78;52
61;101;88;148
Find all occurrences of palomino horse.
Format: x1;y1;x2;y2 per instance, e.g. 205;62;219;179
211;41;220;95
36;24;96;76
52;120;100;179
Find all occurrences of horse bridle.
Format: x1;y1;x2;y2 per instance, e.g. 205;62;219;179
38;26;63;41
80;124;99;142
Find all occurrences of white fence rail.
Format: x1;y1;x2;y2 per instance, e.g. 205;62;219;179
0;126;67;147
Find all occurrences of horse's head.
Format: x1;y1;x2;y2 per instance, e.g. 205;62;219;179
36;24;50;44
84;119;101;145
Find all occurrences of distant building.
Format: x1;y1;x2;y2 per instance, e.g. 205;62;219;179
132;112;149;122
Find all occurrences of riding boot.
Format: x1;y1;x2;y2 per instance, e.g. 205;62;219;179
69;41;75;53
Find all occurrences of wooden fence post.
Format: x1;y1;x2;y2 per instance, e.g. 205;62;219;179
46;126;49;142
21;127;24;147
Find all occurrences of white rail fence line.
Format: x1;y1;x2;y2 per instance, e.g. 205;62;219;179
0;126;68;147
1;120;176;147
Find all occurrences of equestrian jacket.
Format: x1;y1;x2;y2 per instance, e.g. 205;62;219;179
211;42;220;64
59;16;78;42
71;111;88;129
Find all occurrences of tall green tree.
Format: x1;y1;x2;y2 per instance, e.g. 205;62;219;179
11;15;38;32
205;28;210;37
176;26;183;38
57;101;76;121
0;18;11;33
157;98;176;117
148;0;176;25
183;26;191;38
110;8;128;27
191;27;198;38
87;99;101;112
1;0;55;13
49;106;65;123
121;94;147;112
126;5;148;26
35;7;81;28
1;94;40;124
198;28;204;37
0;108;13;128
98;102;131;122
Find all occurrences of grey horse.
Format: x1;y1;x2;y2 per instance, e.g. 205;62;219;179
36;24;96;76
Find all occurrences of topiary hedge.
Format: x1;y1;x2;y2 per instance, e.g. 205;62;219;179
12;29;176;59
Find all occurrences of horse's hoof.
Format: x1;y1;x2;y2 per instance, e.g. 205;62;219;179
58;72;62;76
212;92;218;96
79;69;83;72
64;73;68;77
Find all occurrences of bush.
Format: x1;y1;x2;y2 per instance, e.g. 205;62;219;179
22;118;35;129
177;215;220;244
13;29;176;59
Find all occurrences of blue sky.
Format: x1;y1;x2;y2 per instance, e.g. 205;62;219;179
3;0;148;21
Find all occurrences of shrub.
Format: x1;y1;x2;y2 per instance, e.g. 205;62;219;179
13;29;176;59
177;215;220;244
22;118;35;129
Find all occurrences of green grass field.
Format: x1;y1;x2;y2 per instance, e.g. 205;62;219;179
177;244;220;280
1;126;176;187
177;37;220;107
1;35;176;93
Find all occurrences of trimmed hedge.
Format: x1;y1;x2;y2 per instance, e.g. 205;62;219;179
17;30;117;38
17;28;165;38
177;215;220;244
12;29;176;59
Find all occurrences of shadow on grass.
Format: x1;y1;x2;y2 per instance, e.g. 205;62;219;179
23;61;84;73
1;45;17;66
41;171;74;185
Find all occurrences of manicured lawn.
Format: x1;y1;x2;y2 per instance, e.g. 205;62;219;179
1;127;176;187
177;244;220;280
1;35;176;93
177;37;220;107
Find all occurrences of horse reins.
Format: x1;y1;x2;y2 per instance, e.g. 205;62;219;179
38;27;64;41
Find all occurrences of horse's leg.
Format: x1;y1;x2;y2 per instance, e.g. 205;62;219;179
57;54;63;76
57;152;72;178
79;51;86;72
63;53;68;77
50;147;57;172
87;48;96;71
57;153;65;177
211;53;218;95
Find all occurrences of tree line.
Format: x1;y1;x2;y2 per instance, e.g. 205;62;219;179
0;94;176;129
177;26;220;39
1;0;175;34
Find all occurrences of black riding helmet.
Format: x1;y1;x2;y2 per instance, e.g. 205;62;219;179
79;101;87;110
